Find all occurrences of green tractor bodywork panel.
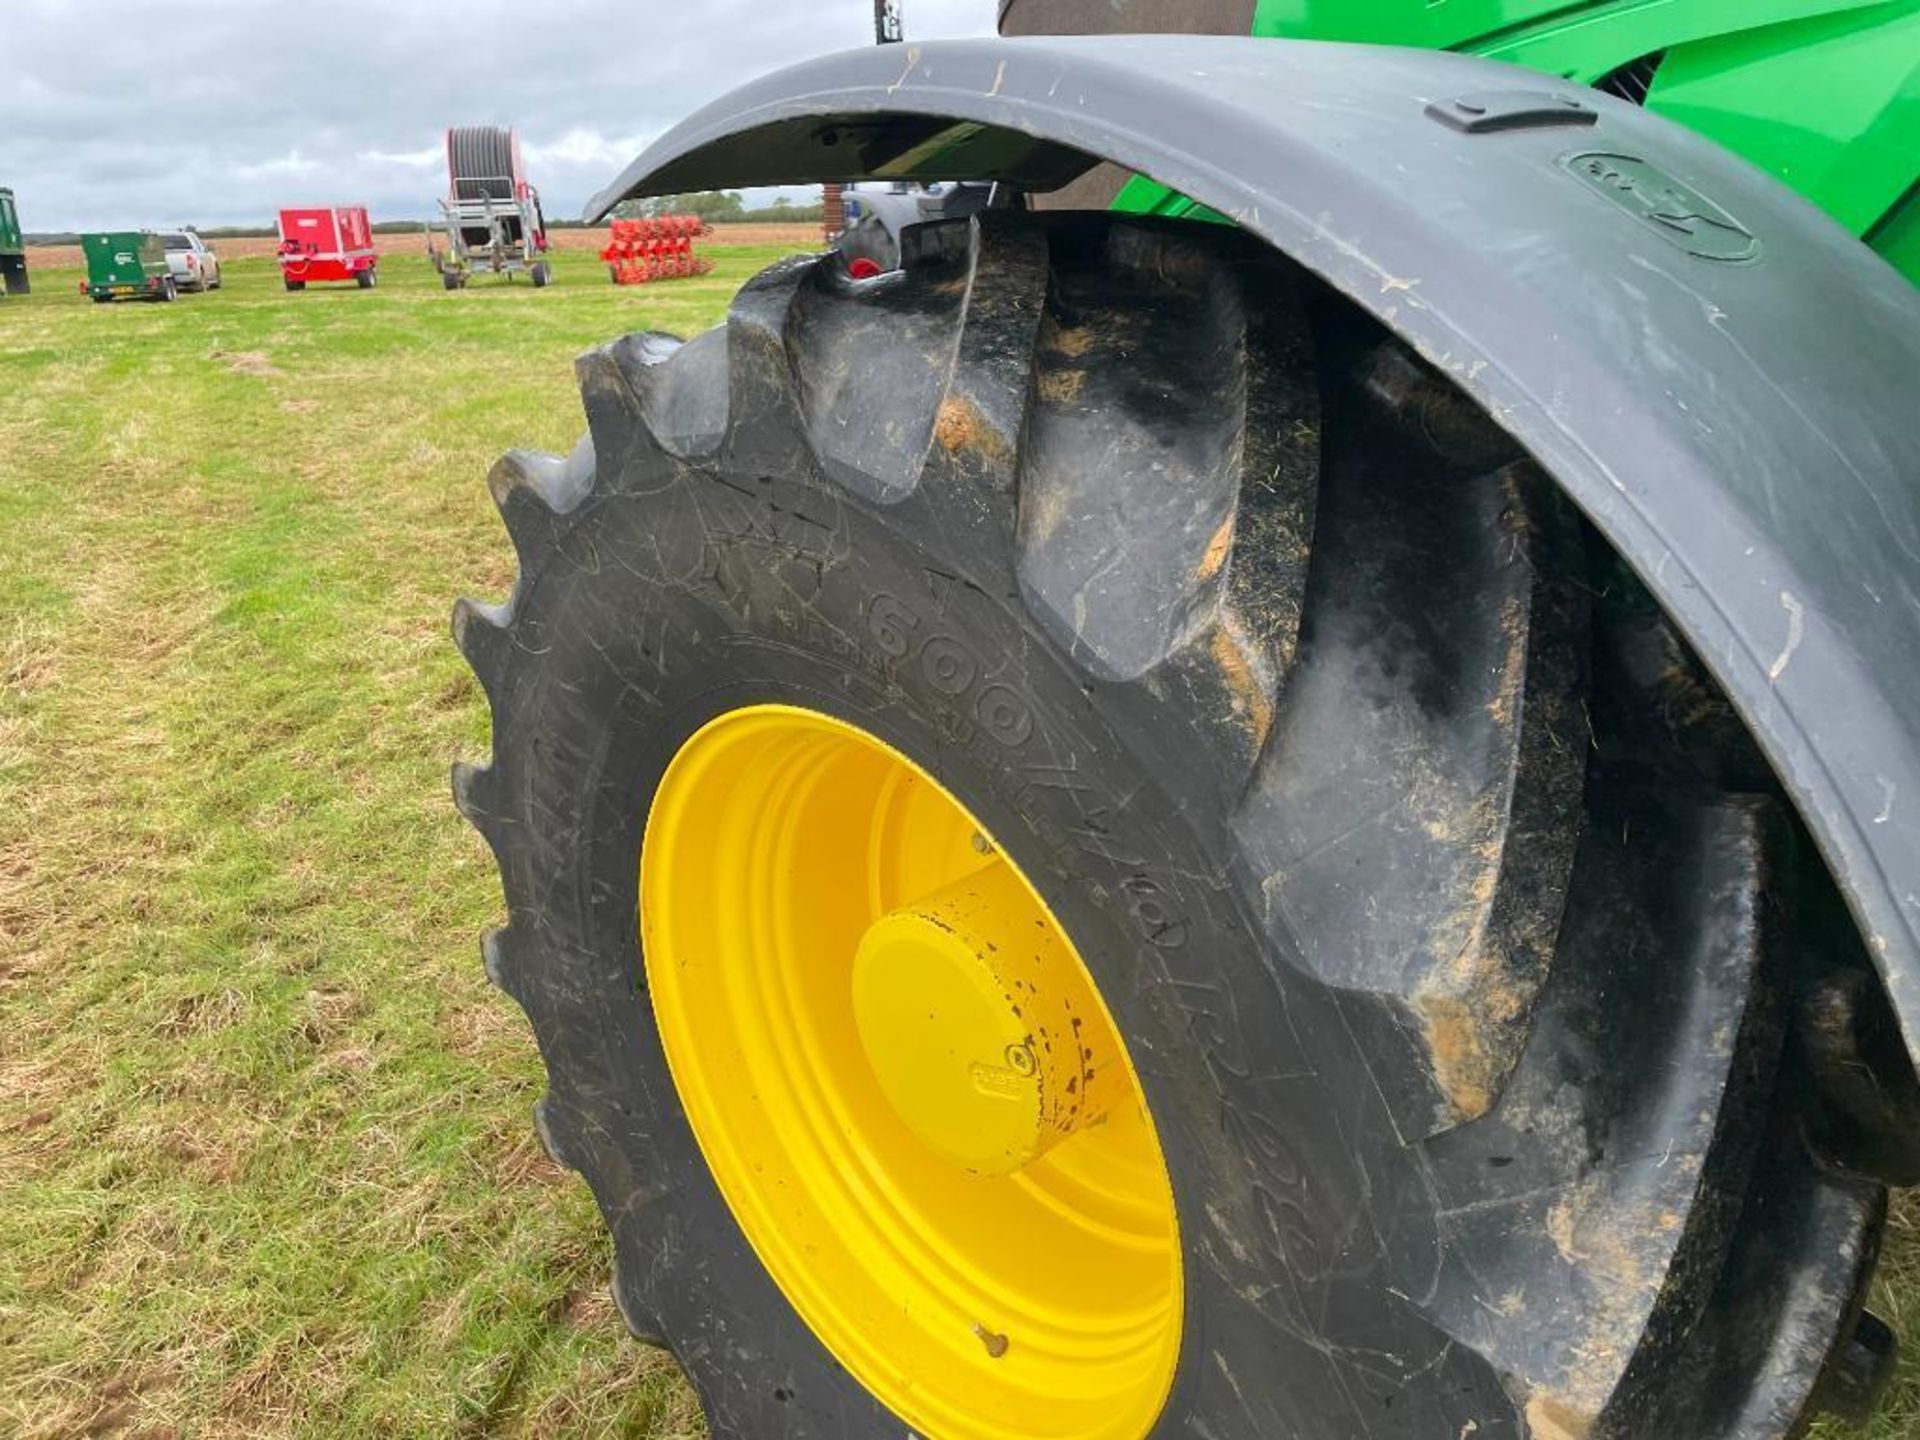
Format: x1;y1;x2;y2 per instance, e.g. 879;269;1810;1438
81;231;167;298
1108;0;1920;282
0;189;22;256
0;188;26;297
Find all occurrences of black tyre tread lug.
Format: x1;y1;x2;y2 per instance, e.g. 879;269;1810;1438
1592;564;1778;795
483;444;596;601
1359;339;1519;473
786;219;973;505
450;593;514;701
450;761;515;890
487;444;591;561
479;925;517;997
1222;254;1320;675
610;1257;669;1348
1797;967;1920;1184
1601;1127;1886;1439
1137;248;1323;808
576;330;688;472
1234;369;1589;1138
1014;222;1250;683
1437;459;1590;1112
1145;611;1284;813
531;1092;578;1173
919;215;1051;508
1412;788;1789;1433
720;255;823;478
449;759;506;852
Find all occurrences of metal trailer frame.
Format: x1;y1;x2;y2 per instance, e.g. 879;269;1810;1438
427;176;551;289
587;35;1920;1073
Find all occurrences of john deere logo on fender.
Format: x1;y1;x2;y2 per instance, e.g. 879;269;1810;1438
1563;152;1759;262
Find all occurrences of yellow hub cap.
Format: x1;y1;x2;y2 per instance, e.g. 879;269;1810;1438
851;857;1120;1175
641;705;1182;1440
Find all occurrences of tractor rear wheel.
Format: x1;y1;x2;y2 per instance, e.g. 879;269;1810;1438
456;215;1905;1440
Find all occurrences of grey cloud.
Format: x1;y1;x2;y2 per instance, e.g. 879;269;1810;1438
1;0;996;231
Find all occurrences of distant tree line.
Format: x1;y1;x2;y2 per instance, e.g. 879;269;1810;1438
615;191;825;223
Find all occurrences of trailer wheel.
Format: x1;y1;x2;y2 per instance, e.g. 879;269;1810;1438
157;278;177;303
442;270;463;292
357;269;376;290
284;277;305;292
457;215;1900;1440
530;261;551;288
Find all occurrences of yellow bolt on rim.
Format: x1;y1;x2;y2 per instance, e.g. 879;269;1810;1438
640;704;1182;1440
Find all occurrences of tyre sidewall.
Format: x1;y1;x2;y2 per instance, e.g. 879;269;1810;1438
493;459;1511;1439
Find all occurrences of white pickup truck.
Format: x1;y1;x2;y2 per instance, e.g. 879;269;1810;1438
159;230;222;293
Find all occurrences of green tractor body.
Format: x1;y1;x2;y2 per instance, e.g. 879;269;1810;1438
1013;0;1920;282
81;230;173;303
0;187;27;296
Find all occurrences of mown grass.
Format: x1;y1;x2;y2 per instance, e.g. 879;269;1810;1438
0;248;771;1438
0;244;1913;1440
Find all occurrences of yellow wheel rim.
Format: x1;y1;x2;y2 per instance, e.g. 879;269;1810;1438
641;704;1182;1440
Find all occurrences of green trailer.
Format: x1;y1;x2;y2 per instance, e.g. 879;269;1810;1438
80;230;176;304
0;188;27;297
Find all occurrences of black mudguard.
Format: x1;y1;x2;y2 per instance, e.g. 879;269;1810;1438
587;35;1920;1066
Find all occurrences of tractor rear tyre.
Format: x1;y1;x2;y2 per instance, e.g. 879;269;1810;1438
456;215;1906;1440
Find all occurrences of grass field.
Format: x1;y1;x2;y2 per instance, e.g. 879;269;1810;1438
0;247;1914;1440
0;249;762;1438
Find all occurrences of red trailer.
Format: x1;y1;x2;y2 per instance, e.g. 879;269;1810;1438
276;206;378;291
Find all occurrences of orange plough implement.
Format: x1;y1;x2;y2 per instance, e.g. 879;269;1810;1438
600;215;714;285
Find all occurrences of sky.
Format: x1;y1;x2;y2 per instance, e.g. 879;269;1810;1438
0;0;999;233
